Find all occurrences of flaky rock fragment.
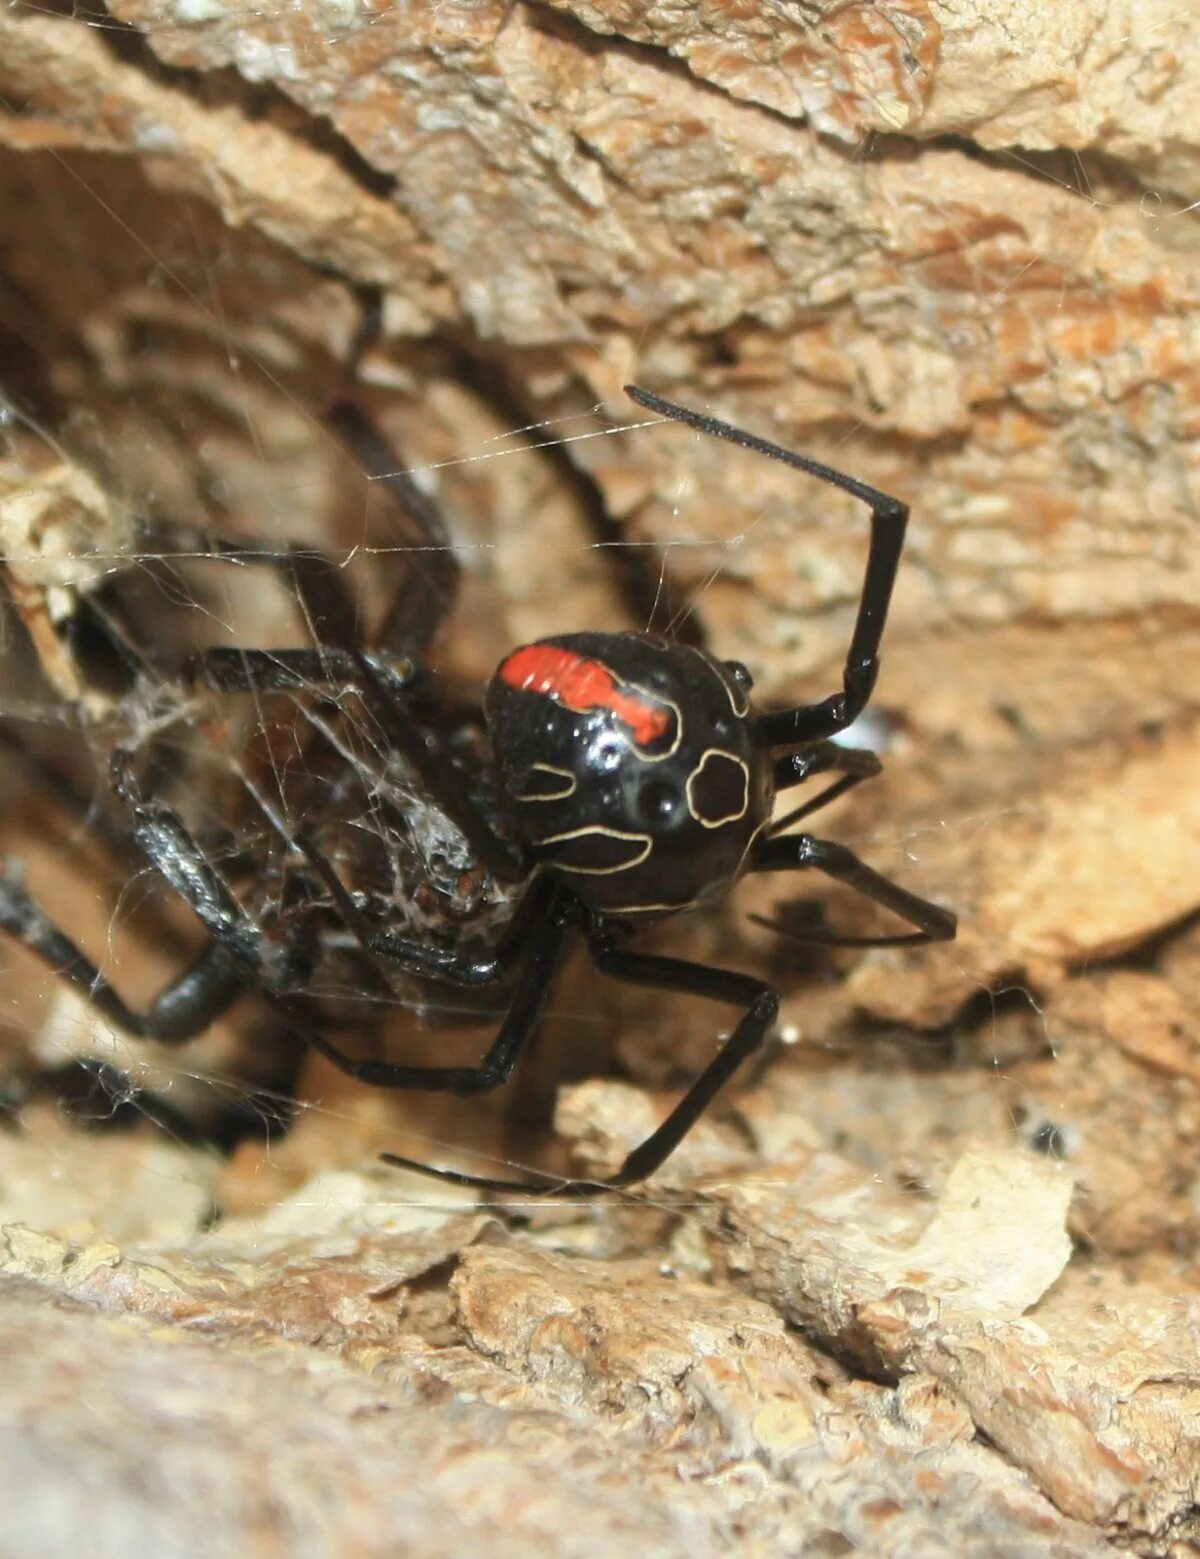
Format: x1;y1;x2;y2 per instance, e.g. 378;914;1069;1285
699;1145;1200;1543
0;1195;1115;1557
550;0;1200;207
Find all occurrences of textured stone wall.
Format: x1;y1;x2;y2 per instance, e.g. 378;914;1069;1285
1;3;1198;1552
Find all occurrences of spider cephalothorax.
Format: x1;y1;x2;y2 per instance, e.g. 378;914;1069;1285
487;633;775;916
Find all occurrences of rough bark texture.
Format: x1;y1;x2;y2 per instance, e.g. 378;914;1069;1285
1;1;1199;1554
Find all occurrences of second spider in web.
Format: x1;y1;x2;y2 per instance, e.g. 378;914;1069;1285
0;383;956;1193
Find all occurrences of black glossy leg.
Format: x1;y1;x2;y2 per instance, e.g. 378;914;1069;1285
751;832;957;947
290;827;542;990
0;868;244;1041
382;943;778;1195
109;751;313;985
771;742;882;833
327;288;461;659
625;385;907;745
188;646;420;700
587;950;779;1184
325;399;459;661
302;882;576;1094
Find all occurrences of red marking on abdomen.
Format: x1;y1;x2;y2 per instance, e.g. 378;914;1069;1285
500;644;671;747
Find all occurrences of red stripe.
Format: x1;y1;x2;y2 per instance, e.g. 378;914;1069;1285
500;645;671;747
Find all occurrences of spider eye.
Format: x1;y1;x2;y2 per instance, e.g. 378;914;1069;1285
591;734;625;772
638;779;678;823
724;660;754;691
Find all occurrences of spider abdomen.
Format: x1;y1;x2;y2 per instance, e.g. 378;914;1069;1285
485;633;775;917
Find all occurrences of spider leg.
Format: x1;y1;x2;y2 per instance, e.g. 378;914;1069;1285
188;646;421;701
325;399;458;661
302;881;575;1092
136;289;458;661
585;948;779;1183
0;867;244;1041
771;742;882;831
0;667;301;1045
141;397;454;664
327;286;460;660
750;832;956;947
773;741;881;793
287;825;544;990
383;944;778;1196
625;385;907;746
109;751;314;986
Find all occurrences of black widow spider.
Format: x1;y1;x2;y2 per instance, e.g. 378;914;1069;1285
0;384;955;1194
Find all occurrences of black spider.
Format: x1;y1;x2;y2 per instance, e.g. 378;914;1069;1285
0;385;955;1194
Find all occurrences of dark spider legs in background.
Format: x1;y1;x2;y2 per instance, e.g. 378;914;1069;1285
0;390;486;1046
0;384;526;1061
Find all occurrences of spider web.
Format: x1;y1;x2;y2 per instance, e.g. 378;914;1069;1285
0;0;1195;1247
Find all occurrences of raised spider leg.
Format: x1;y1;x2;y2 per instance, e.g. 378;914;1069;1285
751;831;957;948
142;373;458;665
141;401;454;665
327;285;461;658
383;942;778;1196
624;385;907;745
